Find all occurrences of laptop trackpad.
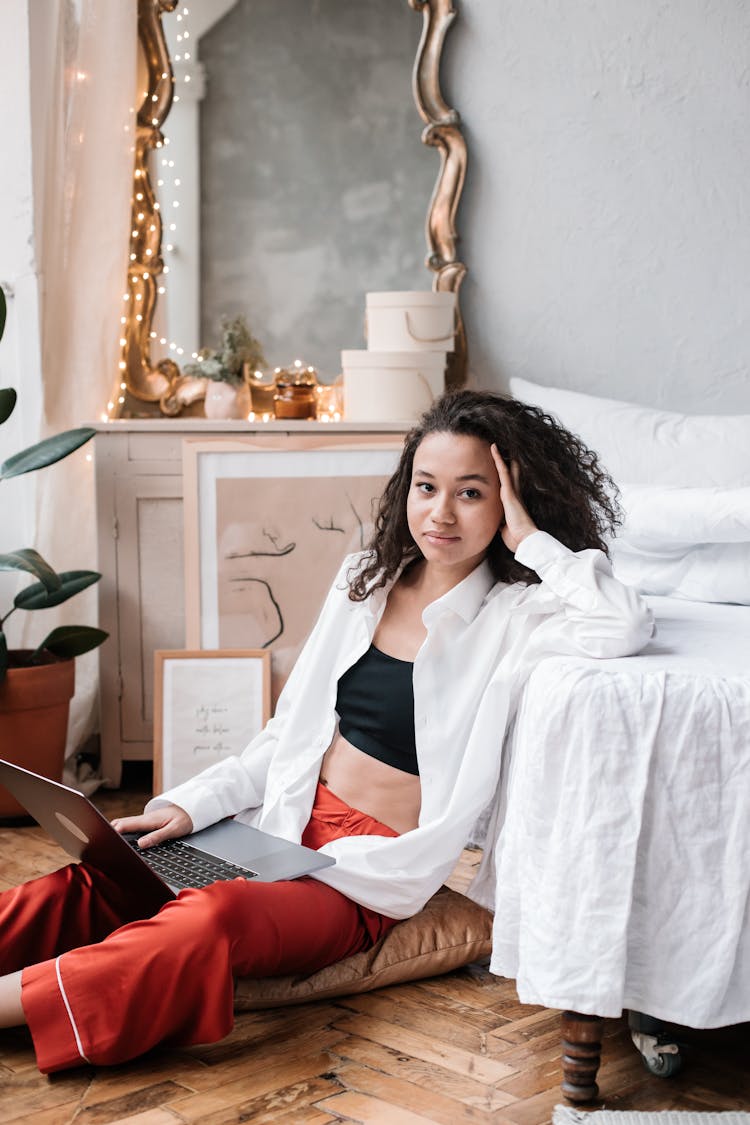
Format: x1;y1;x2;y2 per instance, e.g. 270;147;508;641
189;820;289;864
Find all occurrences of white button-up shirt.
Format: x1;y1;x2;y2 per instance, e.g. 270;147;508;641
149;531;653;919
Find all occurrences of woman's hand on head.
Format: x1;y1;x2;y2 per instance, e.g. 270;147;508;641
111;804;194;849
490;444;539;553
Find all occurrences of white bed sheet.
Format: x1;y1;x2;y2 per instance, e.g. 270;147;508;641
488;596;750;1028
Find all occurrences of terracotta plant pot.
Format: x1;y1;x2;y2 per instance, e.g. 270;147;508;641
0;654;75;820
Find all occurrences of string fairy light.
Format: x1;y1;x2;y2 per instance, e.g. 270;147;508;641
110;6;191;420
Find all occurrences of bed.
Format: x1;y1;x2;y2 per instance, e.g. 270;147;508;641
490;594;750;1024
485;379;750;1099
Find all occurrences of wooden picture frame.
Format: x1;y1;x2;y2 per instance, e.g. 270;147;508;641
153;649;271;794
182;433;403;706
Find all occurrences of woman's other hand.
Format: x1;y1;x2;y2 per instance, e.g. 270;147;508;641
111;804;194;849
490;444;539;553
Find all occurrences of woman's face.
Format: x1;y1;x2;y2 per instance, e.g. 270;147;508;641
407;431;505;578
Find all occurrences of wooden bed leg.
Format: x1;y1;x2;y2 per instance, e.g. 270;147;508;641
561;1011;603;1103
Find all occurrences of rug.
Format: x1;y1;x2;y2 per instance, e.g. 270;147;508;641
553;1109;750;1125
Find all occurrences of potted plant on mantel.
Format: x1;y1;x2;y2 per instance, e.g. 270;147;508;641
184;314;266;419
0;287;107;819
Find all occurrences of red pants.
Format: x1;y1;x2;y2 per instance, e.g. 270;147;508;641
2;784;399;1073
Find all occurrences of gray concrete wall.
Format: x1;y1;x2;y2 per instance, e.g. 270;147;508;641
199;0;436;380
448;0;750;413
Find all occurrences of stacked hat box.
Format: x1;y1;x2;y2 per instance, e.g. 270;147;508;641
342;290;456;422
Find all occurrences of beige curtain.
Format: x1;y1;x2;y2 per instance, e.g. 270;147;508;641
21;2;137;771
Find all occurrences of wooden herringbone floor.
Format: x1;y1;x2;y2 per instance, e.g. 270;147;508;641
0;766;747;1124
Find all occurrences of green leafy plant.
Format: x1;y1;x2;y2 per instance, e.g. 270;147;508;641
183;314;266;387
0;286;107;680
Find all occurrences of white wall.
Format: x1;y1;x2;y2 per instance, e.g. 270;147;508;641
0;1;43;637
451;0;750;413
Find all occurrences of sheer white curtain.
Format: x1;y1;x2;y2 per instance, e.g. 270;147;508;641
22;2;137;771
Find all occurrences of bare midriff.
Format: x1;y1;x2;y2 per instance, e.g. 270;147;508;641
319;728;421;835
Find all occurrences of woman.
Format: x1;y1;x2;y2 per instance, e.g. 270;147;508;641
0;390;653;1072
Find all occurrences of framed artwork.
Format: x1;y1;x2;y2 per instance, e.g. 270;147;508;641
182;434;403;705
153;649;271;793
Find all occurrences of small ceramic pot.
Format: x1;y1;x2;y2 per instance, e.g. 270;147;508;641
204;380;241;420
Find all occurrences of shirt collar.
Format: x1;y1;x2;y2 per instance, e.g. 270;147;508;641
422;558;496;626
362;556;496;627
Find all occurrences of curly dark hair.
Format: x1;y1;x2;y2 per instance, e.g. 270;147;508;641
347;388;622;600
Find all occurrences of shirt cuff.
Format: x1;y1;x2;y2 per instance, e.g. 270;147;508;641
513;529;570;572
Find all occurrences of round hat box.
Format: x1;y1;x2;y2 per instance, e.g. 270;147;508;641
365;291;456;352
341;350;446;423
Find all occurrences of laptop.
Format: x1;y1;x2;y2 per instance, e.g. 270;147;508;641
0;759;334;912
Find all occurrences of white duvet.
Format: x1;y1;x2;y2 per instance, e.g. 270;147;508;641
484;596;750;1027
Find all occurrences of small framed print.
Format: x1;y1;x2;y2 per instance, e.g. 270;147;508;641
153;649;271;794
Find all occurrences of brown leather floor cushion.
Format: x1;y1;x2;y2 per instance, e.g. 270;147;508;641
234;885;493;1010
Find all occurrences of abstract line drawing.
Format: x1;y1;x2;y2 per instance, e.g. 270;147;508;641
226;544;296;559
346;492;366;550
227;577;284;646
312;516;345;534
226;528;296;560
212;463;398;704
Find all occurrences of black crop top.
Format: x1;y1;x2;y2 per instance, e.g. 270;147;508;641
335;644;418;776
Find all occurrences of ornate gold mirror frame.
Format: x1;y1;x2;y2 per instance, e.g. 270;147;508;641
410;0;468;393
117;0;467;418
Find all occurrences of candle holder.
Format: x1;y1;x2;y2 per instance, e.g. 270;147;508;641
315;382;343;422
244;366;277;416
272;361;318;420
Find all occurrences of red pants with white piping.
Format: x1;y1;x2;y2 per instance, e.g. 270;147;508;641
2;784;398;1073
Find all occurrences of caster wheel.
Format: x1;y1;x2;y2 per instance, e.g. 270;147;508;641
642;1045;682;1078
631;1028;682;1078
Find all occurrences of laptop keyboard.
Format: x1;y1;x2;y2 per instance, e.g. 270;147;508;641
125;837;258;890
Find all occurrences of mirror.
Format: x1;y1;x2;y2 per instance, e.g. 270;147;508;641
119;0;467;416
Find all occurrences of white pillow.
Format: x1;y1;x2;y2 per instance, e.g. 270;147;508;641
609;484;750;605
509;377;750;488
610;540;750;605
618;484;750;546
